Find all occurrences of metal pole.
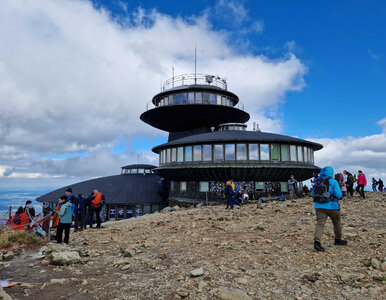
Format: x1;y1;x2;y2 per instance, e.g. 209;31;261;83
194;43;197;84
172;67;174;88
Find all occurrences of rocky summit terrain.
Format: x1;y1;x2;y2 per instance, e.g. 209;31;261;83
1;193;385;300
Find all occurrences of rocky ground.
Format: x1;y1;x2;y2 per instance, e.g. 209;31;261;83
1;193;385;300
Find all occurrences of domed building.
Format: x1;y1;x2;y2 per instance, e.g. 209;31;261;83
36;164;167;220
140;74;323;202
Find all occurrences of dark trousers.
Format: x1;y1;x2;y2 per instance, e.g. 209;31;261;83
87;207;102;228
226;197;240;209
57;222;71;243
356;184;365;199
347;184;354;196
74;213;85;230
314;209;342;242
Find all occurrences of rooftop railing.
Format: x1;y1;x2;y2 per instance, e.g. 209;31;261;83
162;74;227;91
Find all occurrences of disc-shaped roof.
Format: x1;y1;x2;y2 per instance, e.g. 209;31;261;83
121;164;157;170
36;173;164;205
152;130;323;153
140;105;250;132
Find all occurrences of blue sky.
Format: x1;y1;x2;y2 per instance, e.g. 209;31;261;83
0;0;385;189
96;0;386;139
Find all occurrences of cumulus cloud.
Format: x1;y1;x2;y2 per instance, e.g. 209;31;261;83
0;0;305;182
312;119;386;180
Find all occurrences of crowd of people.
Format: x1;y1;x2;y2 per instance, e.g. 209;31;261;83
9;188;105;245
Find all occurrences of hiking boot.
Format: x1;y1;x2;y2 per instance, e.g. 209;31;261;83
334;239;348;246
314;241;325;252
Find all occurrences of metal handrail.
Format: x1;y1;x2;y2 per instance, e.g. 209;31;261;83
162;74;227;91
145;100;245;111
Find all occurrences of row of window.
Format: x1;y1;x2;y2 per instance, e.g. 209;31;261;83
159;143;314;165
155;92;236;107
172;181;289;193
121;168;153;175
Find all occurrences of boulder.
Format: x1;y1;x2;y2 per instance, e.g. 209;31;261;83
2;251;14;261
49;251;81;266
190;267;204;277
214;287;252;300
371;258;381;271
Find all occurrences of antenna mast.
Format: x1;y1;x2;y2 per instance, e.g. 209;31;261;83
194;43;197;84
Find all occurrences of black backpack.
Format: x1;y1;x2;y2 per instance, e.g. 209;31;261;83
13;214;21;225
313;178;333;203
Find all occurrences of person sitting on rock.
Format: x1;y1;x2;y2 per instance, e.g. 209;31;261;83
313;166;347;252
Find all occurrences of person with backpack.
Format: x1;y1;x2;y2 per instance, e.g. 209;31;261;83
74;194;87;232
343;170;354;197
288;175;297;199
372;178;378;192
313;166;347;252
10;206;27;230
378;178;384;192
356;170;367;199
57;195;72;244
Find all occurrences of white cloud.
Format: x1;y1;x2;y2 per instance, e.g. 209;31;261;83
312;119;386;181
0;0;305;182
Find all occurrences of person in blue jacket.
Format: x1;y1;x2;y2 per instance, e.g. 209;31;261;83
57;195;73;244
313;166;348;252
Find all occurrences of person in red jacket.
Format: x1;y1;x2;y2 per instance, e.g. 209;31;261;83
356;170;367;199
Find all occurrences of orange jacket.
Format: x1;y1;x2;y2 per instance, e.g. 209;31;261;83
10;212;28;231
92;192;103;208
52;205;61;228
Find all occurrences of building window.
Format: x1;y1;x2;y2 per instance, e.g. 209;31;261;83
210;94;216;104
249;144;259;160
225;144;235;160
281;145;289;161
138;168;144;174
216;94;222;105
181;93;187;104
304;147;309;162
145;169;151;174
180;181;187;192
290;145;297;161
166;148;171;163
280;182;288;192
199;181;209;192
174;94;180;105
214;144;224;160
271;144;280;161
168;95;173;105
202;145;212;161
255;182;265;190
171;148;177;162
185;146;192;162
260;144;269;160
221;96;227;105
177;147;184;162
297;146;303;162
188;92;194;104
203;93;210;104
310;149;314;164
236;144;247;160
193;145;202;161
195;92;202;103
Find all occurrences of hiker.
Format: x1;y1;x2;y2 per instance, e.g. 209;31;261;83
42;202;53;237
24;200;35;231
372;178;378;192
343;170;354;197
225;180;240;209
303;185;310;196
57;195;72;244
313;166;347;252
378;178;384;192
52;199;61;229
74;194;87;232
10;206;27;231
288;175;297;199
242;191;249;203
65;187;76;222
356;170;367;199
90;189;105;229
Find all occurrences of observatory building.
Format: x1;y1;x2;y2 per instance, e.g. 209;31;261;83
140;74;323;202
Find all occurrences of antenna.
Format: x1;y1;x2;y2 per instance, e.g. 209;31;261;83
253;122;256;131
137;153;140;164
194;43;197;84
